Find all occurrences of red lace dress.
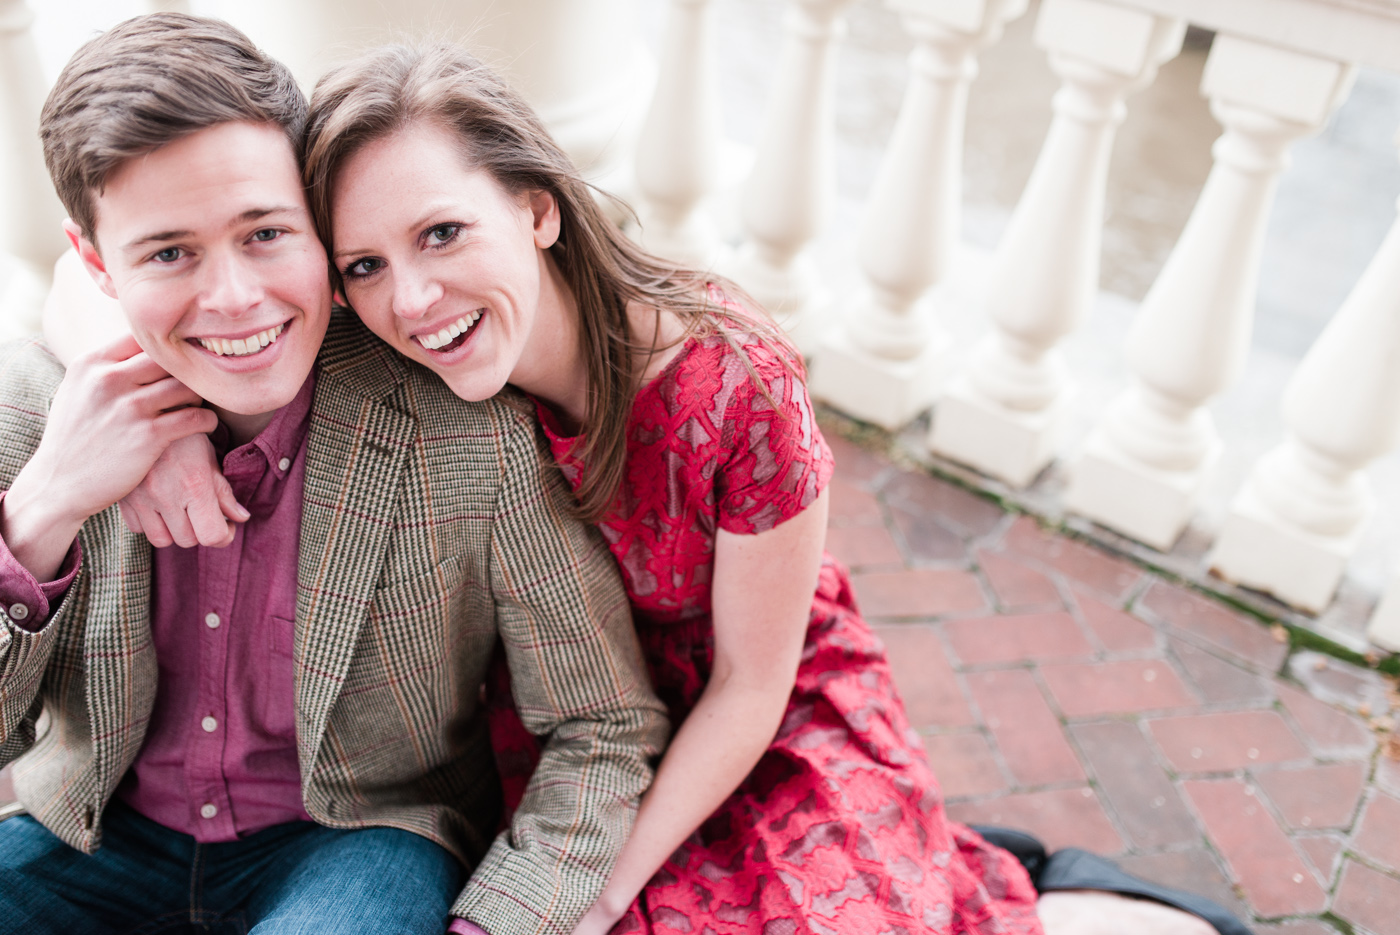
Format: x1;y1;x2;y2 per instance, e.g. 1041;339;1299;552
489;319;1042;935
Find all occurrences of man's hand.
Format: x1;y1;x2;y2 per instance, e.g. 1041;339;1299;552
119;433;250;549
2;335;216;581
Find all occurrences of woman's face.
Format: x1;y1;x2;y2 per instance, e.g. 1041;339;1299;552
330;120;561;402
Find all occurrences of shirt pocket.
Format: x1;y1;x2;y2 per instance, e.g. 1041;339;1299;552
260;614;297;742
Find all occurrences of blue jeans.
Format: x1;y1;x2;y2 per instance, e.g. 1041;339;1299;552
0;799;462;934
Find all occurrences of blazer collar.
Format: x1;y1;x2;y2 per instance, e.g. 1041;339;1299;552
293;310;417;785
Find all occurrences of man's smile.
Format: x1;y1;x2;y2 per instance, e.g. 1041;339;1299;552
193;322;288;357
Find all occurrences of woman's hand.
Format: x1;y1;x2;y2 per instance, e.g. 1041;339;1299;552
3;335;217;580
118;432;249;548
567;896;628;935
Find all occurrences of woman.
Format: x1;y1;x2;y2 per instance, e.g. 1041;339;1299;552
90;41;1239;935
293;44;1234;935
302;44;1040;935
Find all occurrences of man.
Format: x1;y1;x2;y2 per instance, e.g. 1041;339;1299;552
0;13;666;935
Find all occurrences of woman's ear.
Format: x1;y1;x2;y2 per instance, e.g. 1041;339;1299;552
529;190;561;250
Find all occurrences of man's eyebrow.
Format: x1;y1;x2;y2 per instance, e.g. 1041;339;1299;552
123;229;194;251
234;205;301;224
121;206;304;252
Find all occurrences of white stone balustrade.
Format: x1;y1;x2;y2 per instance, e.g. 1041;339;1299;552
633;0;723;265
929;0;1184;487
723;0;853;350
1210;156;1400;612
1063;34;1356;550
0;0;66;338
810;0;1027;430
217;0;652;203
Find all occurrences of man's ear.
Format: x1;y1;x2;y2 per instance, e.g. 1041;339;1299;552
63;219;118;300
529;190;561;250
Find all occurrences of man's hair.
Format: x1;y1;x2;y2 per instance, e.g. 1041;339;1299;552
39;12;308;243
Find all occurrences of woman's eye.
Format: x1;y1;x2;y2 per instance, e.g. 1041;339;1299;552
345;257;383;278
153;247;183;263
252;228;280;243
426;224;459;247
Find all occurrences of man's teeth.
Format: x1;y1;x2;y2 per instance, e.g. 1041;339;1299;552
416;311;482;350
198;324;286;357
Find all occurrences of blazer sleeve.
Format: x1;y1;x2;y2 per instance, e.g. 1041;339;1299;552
0;340;73;767
450;406;668;935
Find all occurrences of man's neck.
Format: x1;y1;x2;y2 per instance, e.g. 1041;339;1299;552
211;404;278;448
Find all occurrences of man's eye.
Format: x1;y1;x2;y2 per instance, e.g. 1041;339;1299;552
252;229;280;243
154;247;183;263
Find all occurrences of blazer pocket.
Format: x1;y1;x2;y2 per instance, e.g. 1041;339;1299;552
368;556;467;622
350;556;473;687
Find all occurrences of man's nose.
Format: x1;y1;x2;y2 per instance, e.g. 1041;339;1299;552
392;266;444;321
200;250;264;317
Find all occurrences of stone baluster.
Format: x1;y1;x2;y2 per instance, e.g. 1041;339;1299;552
0;0;66;339
1063;35;1355;550
633;0;723;265
1369;567;1400;652
1209;160;1400;612
723;0;854;349
929;0;1183;486
810;0;1027;431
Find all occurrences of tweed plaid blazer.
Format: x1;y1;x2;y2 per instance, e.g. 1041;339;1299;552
0;312;668;935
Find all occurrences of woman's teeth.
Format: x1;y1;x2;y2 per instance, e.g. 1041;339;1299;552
198;323;286;357
416;310;482;350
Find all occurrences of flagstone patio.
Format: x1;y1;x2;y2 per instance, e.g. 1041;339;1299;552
821;415;1400;935
2;412;1398;934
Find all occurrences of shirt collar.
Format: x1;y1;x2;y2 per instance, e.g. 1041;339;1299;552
212;368;317;480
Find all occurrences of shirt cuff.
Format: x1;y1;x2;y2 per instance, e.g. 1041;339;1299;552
0;491;82;632
448;920;489;935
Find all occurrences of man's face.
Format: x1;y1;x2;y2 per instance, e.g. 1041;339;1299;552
74;121;330;420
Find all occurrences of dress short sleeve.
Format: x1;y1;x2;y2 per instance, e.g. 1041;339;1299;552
716;338;833;535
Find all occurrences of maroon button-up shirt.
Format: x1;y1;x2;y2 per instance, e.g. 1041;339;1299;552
0;374;314;841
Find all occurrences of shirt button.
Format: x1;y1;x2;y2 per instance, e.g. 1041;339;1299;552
201;716;218;733
204;612;220;629
200;803;218;819
278;457;291;471
8;603;29;621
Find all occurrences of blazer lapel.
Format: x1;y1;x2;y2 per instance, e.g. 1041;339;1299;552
292;318;415;781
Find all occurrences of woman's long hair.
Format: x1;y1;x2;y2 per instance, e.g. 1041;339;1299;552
303;43;794;522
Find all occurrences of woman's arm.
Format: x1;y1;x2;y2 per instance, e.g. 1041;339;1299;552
573;489;830;935
42;248;245;548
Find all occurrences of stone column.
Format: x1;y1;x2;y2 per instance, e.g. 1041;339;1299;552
929;0;1183;487
633;0;723;265
809;0;1027;430
723;0;854;350
1063;35;1355;550
1210;148;1400;612
0;0;67;339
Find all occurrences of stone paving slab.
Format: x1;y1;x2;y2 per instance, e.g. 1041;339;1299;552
2;420;1399;934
